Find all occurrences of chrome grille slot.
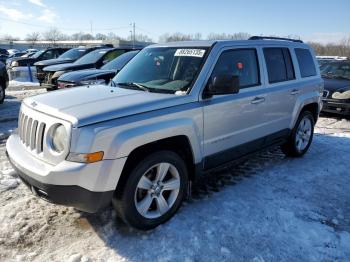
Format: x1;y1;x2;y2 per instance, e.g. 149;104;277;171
26;118;32;146
18;110;46;154
36;123;46;153
30;120;38;150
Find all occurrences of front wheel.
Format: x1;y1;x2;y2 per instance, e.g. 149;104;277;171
113;151;188;230
281;111;315;157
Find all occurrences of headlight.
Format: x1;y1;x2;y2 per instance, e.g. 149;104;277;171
79;79;106;86
52;71;66;79
51;124;68;153
332;90;350;100
11;61;18;67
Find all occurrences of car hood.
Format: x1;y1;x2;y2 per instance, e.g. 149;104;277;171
323;78;350;92
34;58;74;67
44;63;95;72
11;57;36;65
23;85;191;127
58;69;115;82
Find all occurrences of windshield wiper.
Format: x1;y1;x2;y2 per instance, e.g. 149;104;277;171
117;82;151;92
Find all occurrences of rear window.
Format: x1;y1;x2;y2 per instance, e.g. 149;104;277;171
295;48;317;77
263;48;295;83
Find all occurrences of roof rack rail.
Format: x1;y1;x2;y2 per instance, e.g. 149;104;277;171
249;36;303;43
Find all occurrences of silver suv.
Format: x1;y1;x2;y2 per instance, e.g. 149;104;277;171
6;36;323;230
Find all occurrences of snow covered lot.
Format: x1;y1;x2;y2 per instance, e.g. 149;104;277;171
0;87;350;262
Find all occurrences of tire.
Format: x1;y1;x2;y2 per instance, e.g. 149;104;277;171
113;151;188;230
0;84;5;104
281;111;315;157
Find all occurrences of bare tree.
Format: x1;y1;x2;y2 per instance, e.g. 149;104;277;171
308;38;350;57
158;32;202;43
42;28;63;45
1;34;19;42
207;32;251;40
128;33;152;42
25;32;41;46
106;32;123;41
95;33;107;40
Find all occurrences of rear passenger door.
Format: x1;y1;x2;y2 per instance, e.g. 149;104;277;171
261;47;298;136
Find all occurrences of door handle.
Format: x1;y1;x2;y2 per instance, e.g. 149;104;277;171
290;89;300;95
251;97;265;104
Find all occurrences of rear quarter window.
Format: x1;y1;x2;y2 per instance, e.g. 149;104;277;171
295;48;317;77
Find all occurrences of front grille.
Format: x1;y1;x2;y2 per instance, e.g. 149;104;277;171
18;110;46;153
44;72;53;84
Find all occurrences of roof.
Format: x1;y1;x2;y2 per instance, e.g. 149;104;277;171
150;39;309;49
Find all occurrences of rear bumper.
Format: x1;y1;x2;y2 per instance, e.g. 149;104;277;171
322;99;350;115
7;151;113;213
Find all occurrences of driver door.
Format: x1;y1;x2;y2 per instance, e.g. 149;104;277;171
202;48;269;169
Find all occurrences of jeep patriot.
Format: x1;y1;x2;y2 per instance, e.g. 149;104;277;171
6;36;323;229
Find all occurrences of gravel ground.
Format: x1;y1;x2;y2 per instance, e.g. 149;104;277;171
0;87;350;262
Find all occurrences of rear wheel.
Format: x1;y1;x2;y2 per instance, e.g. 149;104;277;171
0;83;5;104
281;111;315;157
113;151;188;230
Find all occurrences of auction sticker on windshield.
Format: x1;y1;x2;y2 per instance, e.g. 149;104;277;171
174;49;206;57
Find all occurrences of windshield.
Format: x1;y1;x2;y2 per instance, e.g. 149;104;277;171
32;50;45;59
321;62;350;80
59;48;88;60
112;47;208;93
74;49;109;65
102;51;139;70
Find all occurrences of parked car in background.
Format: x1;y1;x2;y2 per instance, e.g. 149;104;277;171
316;56;348;66
21;51;37;58
7;47;69;69
5;52;27;68
25;48;38;53
0;48;9;64
321;60;350;116
42;48;138;91
35;46;109;85
6;37;323;229
0;61;9;104
57;50;139;89
7;49;20;55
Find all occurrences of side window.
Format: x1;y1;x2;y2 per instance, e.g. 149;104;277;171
41;50;54;60
263;48;295;83
295;48;317;77
103;50;125;64
211;49;260;88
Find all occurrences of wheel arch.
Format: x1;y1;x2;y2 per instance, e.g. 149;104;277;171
115;135;197;195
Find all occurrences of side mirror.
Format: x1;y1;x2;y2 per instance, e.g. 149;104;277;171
205;74;240;97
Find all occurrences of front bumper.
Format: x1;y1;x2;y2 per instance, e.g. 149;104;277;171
6;134;127;212
322;99;350;115
7;152;113;213
36;72;45;83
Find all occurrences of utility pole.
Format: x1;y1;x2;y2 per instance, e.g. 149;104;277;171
90;20;93;35
130;22;135;49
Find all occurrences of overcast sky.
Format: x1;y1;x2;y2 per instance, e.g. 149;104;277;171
0;0;349;44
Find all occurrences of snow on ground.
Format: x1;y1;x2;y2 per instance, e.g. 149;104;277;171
0;88;350;261
9;80;39;87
